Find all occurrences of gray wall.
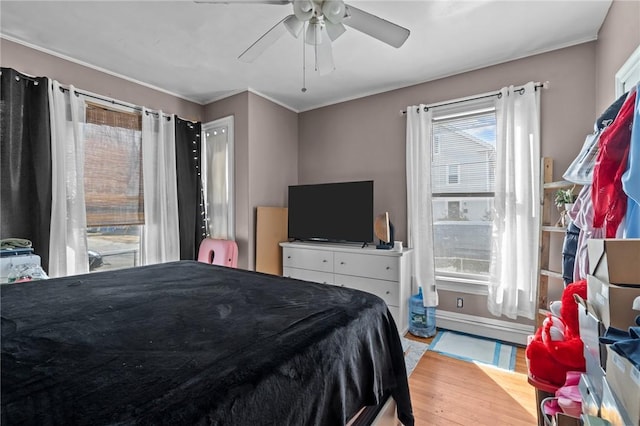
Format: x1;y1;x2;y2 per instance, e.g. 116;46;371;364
595;0;640;114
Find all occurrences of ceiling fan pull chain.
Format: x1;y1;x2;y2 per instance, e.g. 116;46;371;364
302;21;307;93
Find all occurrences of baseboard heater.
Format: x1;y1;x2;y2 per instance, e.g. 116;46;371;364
436;310;534;346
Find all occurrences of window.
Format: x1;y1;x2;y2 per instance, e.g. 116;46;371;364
447;164;460;184
431;108;496;279
433;134;441;155
84;103;143;272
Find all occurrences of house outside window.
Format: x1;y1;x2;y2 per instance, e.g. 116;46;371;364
431;108;496;282
433;134;441;155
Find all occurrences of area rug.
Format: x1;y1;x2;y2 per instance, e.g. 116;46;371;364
401;337;429;376
427;330;516;371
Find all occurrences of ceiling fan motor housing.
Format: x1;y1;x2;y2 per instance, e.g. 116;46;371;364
293;0;347;23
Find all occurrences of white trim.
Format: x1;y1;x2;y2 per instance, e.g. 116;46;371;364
202;87;299;113
436;276;488;296
436;310;534;346
248;87;299;113
202;88;250;106
0;34;204;105
615;44;640;97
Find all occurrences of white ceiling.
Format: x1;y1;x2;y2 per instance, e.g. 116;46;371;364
0;1;612;112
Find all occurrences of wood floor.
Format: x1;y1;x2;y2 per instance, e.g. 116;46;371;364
405;333;538;426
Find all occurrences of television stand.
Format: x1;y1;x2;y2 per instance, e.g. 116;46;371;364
280;241;413;334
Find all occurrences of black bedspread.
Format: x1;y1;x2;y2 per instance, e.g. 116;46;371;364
1;261;413;425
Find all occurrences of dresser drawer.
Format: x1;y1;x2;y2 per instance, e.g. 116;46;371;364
334;252;399;281
283;267;334;285
334;274;399;307
283;247;333;273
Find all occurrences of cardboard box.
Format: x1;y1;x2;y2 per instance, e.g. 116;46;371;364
587;275;640;329
587;239;640;285
577;295;606;359
606;346;640;426
601;377;634;426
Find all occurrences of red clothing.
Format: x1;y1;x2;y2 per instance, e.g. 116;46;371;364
592;91;636;237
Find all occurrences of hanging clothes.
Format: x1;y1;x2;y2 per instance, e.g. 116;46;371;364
592;89;637;238
561;221;580;286
568;185;605;281
622;82;640;237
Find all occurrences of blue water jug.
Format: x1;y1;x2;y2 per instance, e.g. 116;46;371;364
409;287;436;337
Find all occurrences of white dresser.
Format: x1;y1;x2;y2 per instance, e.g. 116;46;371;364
280;242;413;334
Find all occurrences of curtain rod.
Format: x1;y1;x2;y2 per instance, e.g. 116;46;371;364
400;81;549;115
2;67;199;123
58;85;172;121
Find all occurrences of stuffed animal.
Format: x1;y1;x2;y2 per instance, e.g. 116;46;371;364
526;280;587;387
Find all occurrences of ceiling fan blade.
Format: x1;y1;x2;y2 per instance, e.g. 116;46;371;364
316;26;335;76
343;4;410;48
238;15;290;62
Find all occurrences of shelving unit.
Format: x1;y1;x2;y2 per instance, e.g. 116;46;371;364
537;158;578;328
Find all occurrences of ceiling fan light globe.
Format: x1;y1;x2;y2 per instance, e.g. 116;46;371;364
284;15;304;38
322;0;346;24
293;0;315;21
325;21;346;41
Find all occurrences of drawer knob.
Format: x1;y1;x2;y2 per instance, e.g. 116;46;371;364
340;261;345;265
386;291;390;295
385;266;391;270
287;256;291;259
322;259;327;263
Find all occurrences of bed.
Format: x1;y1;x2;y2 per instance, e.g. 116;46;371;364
1;260;413;425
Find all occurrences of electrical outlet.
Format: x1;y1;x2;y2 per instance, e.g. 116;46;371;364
456;297;463;308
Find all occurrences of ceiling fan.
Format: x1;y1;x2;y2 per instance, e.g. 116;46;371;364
198;0;410;77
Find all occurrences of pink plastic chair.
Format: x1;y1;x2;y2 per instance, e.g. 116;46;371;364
197;238;238;268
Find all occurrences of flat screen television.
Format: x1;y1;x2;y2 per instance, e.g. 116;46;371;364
288;180;373;244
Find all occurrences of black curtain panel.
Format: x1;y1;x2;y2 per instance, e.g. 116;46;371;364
0;68;52;271
175;117;205;260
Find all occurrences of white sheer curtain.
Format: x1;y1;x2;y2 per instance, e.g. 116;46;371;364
140;109;180;264
406;105;438;307
203;120;234;240
488;82;541;320
48;81;89;277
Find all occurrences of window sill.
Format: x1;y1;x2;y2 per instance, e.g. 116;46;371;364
436;274;489;296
